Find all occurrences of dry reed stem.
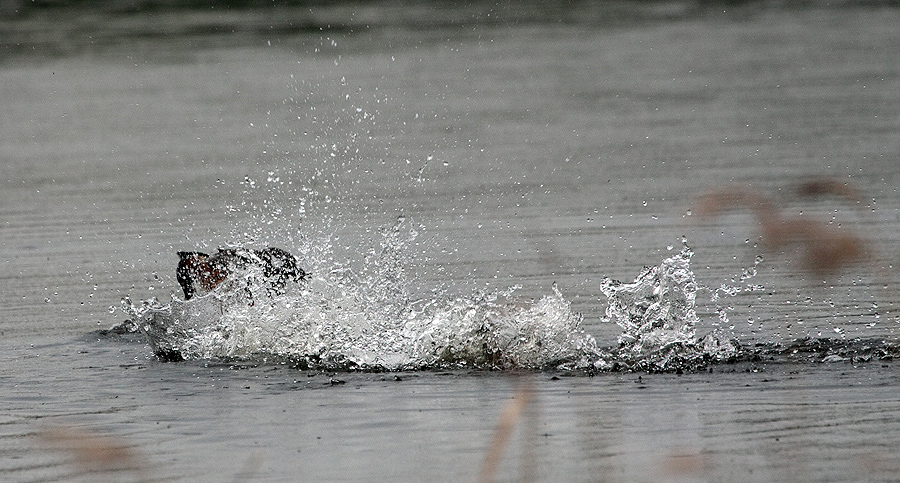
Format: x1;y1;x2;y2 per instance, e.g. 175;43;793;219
40;425;149;480
228;452;265;483
794;178;897;308
691;182;868;275
660;448;708;477
796;178;869;211
478;377;534;483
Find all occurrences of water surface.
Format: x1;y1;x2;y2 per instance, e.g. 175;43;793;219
2;2;900;481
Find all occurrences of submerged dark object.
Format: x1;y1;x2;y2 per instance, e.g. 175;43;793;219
176;247;307;301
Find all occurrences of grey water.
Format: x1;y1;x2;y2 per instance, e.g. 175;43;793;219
3;1;900;481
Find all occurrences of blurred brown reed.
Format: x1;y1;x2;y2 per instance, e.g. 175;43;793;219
478;377;534;483
40;425;265;482
691;180;868;275
40;425;148;479
660;447;709;478
796;177;869;211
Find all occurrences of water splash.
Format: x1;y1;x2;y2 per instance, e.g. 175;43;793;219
600;245;739;371
602;245;698;351
710;253;765;329
124;219;605;371
128;279;605;371
118;234;898;372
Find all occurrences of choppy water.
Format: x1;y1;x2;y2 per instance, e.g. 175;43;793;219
3;1;900;481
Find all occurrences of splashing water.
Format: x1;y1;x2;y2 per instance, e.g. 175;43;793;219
119;233;896;372
124;220;606;371
602;245;699;350
127;276;604;371
600;245;739;371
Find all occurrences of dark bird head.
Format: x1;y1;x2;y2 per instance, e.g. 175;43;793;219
176;251;209;300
